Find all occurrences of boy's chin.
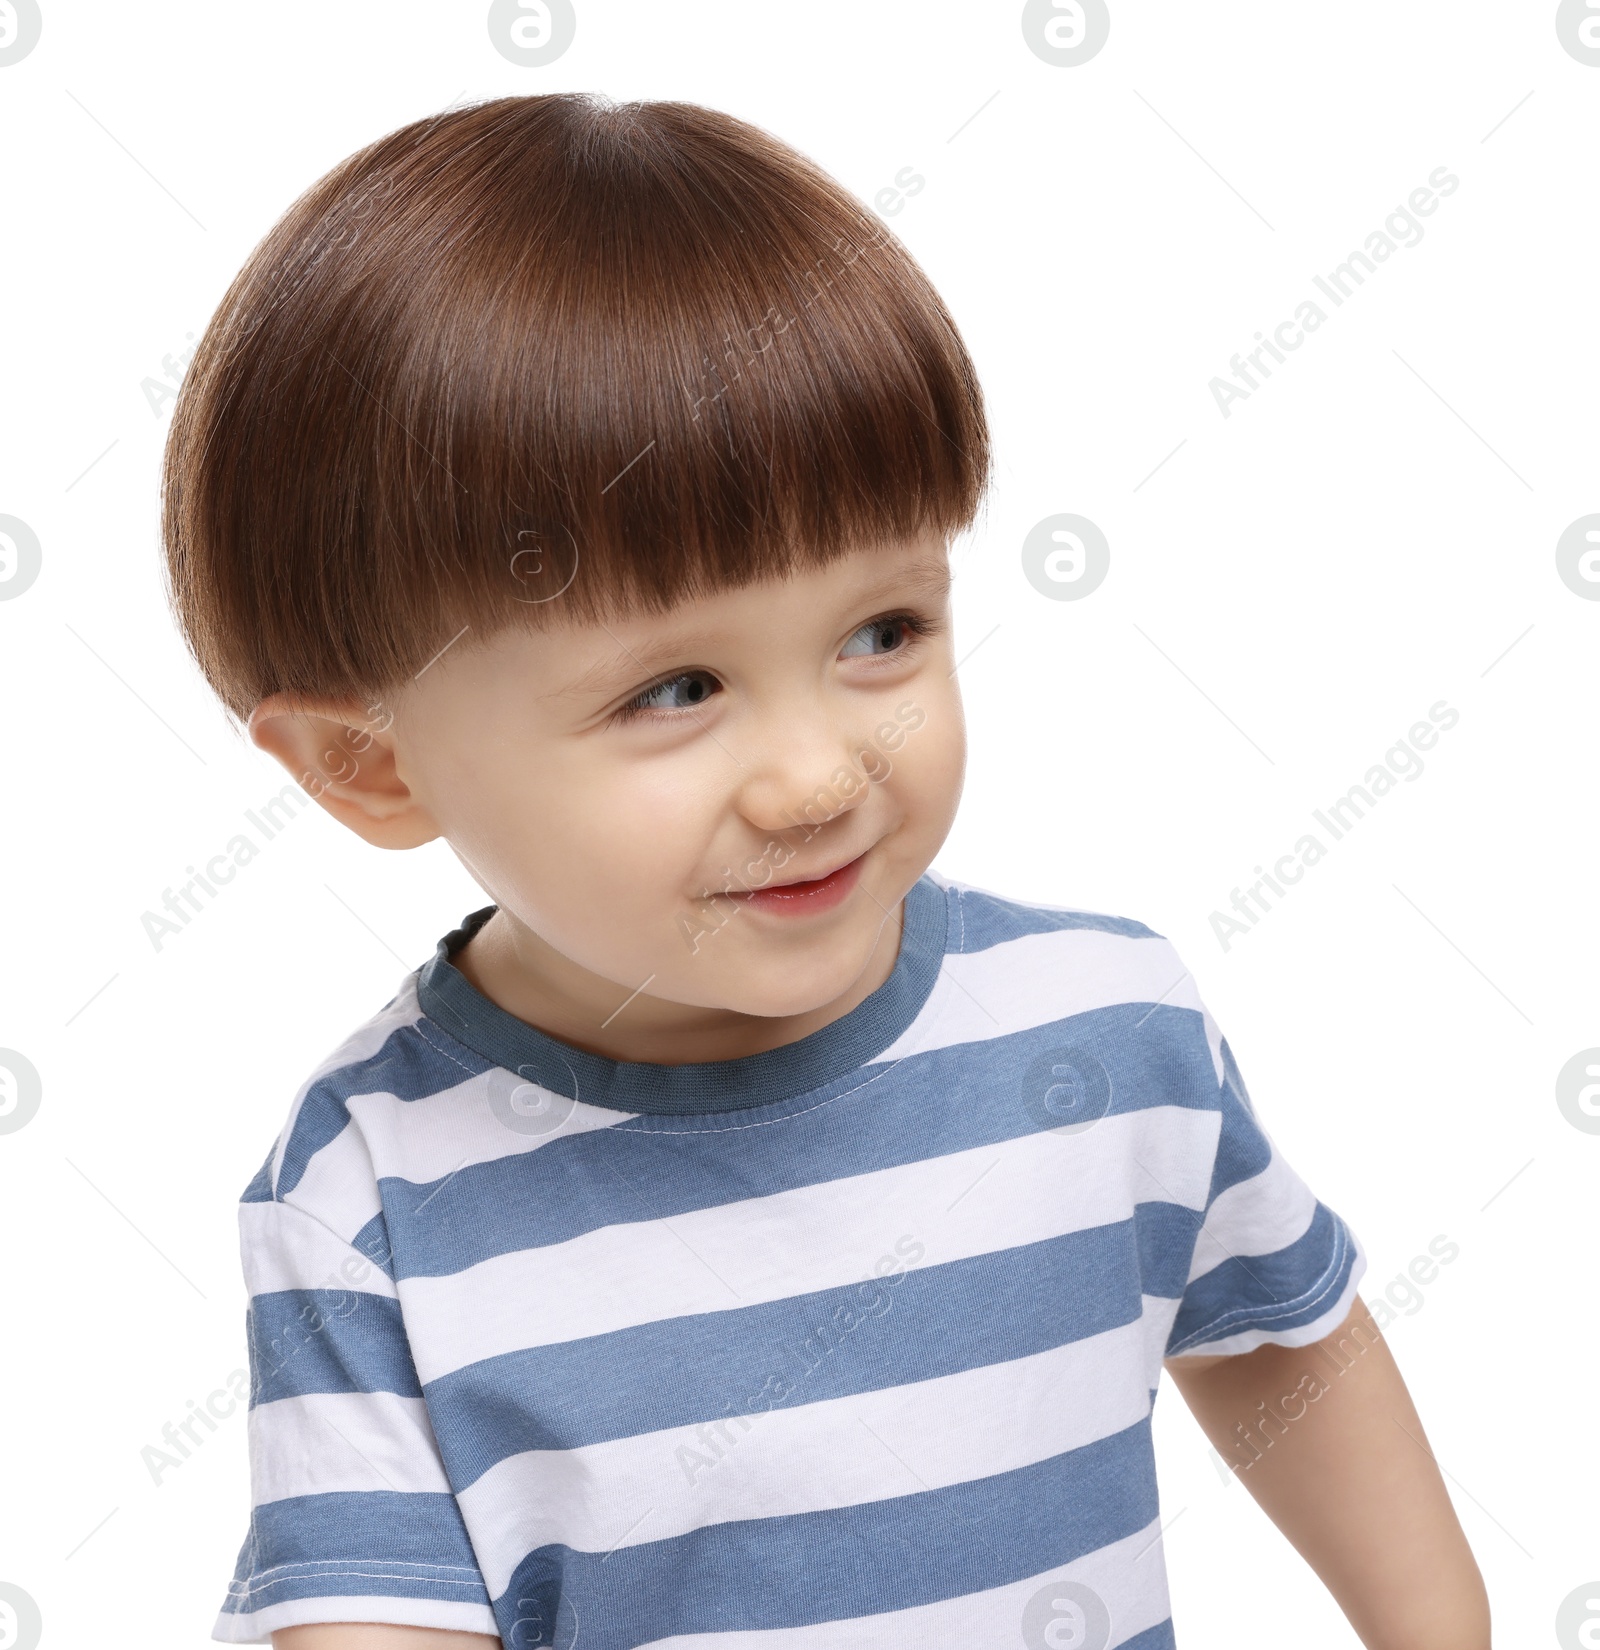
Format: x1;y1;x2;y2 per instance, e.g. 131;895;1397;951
717;983;857;1021
690;952;882;1022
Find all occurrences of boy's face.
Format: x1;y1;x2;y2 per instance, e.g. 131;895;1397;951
260;531;966;1044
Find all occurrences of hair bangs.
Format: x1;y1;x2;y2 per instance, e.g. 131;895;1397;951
163;93;991;720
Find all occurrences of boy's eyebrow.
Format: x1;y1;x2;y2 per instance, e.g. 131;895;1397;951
545;554;952;702
545;625;721;701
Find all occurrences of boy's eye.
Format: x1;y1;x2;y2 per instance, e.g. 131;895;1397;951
614;612;932;723
618;669;721;719
840;615;919;658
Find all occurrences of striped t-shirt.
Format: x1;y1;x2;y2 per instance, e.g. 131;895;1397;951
214;870;1365;1648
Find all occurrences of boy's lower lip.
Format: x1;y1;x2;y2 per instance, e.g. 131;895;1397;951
726;852;866;915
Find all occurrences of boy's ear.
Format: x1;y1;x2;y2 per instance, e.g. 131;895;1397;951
247;693;441;850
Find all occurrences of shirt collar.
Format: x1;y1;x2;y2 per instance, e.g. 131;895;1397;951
415;873;948;1115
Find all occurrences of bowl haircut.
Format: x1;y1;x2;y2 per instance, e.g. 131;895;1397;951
161;92;992;723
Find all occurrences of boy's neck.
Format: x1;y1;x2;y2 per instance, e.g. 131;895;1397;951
450;895;907;1068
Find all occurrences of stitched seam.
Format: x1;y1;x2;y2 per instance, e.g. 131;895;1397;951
226;1568;485;1601
229;1559;483;1582
415;995;925;1138
409;1019;491;1085
1169;1218;1355;1353
410;883;953;1135
1191;1216;1348;1330
1172;1226;1349;1350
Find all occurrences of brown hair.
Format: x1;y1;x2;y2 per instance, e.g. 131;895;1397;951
161;92;991;722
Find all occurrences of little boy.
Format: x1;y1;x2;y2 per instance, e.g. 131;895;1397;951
163;93;1488;1649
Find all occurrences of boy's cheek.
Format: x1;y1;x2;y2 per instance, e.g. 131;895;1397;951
897;692;967;814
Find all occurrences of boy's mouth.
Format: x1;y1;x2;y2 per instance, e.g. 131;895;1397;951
723;851;867;915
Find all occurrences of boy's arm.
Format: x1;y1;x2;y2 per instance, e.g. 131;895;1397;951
1164;1293;1490;1650
273;1626;499;1647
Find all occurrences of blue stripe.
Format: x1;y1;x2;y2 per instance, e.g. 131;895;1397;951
1136;1199;1204;1298
349;1211;401;1281
946;885;1161;953
427;1214;1179;1488
1218;1035;1255;1118
249;1290;422;1405
377;1002;1218;1280
241;1145;276;1204
1203;1072;1273;1205
1166;1202;1357;1354
219;1490;490;1617
490;1419;1158;1650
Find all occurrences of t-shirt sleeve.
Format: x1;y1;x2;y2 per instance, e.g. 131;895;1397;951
212;1177;498;1644
1163;995;1367;1360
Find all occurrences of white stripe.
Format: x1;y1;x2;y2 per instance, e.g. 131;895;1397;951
345;1071;634;1188
280;1060;632;1240
934;878;1227;1095
239;1197;399;1301
400;1105;1220;1384
873;929;1203;1064
1141;1292;1183;1373
247;1392;451;1501
287;1117;385;1244
1185;1148;1317;1285
634;1514;1172;1649
212;1594;497;1645
458;1301;1164;1596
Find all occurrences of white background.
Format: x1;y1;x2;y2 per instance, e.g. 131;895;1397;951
1;3;1596;1646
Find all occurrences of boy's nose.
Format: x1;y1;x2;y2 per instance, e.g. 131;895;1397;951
732;711;878;836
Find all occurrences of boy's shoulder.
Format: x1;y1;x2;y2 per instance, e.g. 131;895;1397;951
925;866;1170;950
902;869;1225;1092
241;967;476;1210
